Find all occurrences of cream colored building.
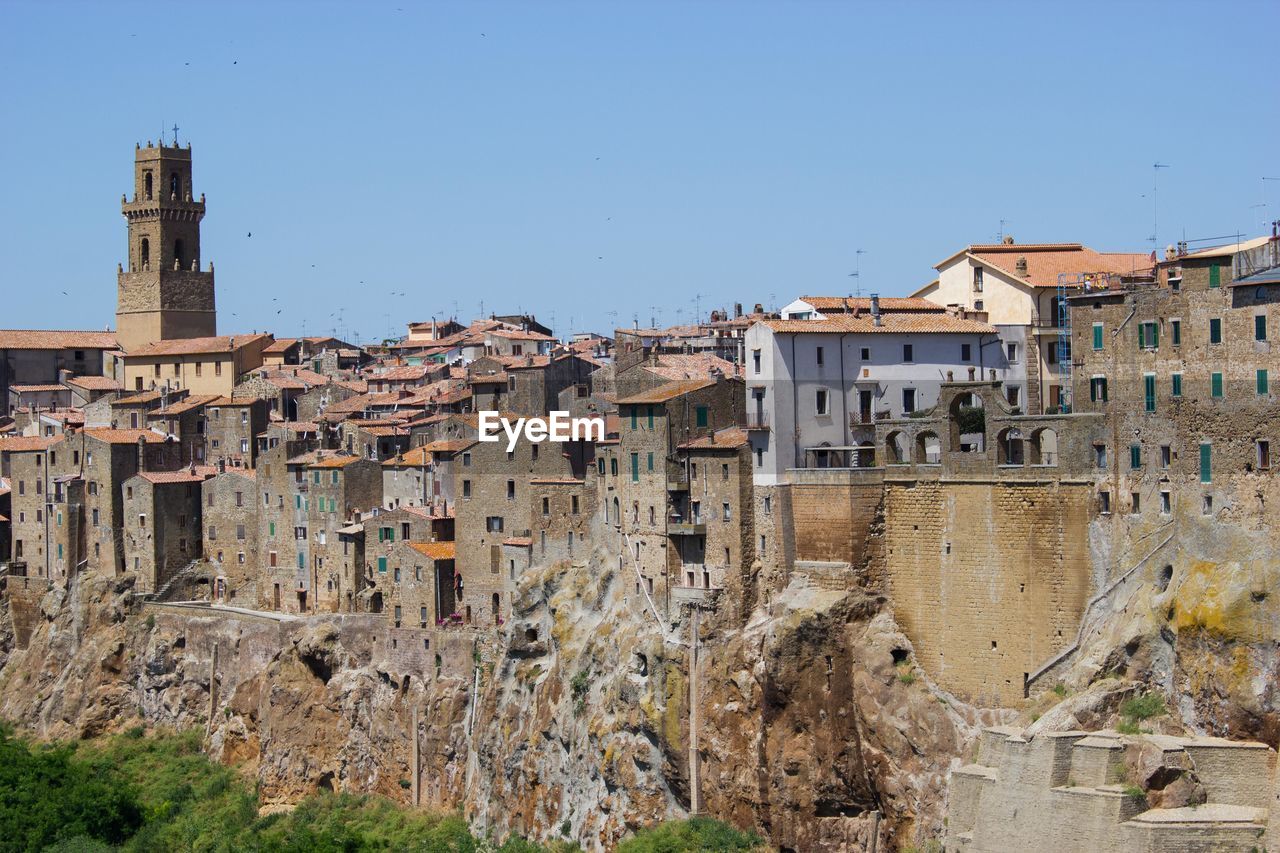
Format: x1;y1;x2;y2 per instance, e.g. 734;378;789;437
122;334;271;396
914;239;1151;412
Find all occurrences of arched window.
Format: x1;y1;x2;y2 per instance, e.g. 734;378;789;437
140;237;150;270
885;430;909;464
491;592;500;622
174;238;185;270
916;431;941;464
997;427;1025;465
170;172;181;200
144;172;153;200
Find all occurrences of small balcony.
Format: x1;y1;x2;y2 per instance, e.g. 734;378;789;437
667;515;706;536
666;471;689;491
745;412;769;430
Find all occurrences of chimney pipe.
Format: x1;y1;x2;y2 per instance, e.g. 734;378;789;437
870;293;882;326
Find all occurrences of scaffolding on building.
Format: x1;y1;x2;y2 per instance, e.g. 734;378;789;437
1054;273;1081;414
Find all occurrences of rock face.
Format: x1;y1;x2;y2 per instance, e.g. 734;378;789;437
0;548;996;850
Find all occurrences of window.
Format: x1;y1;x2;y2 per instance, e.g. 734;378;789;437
816;346;824;366
630;452;639;483
236;524;246;540
961;343;972;361
1171;373;1183;397
1092;323;1104;350
597;457;605;475
401;522;410;540
630;407;638;430
1258;440;1271;471
722;502;731;522
1259;369;1269;396
486;516;504;533
696;406;709;428
1093;444;1107;467
721;463;729;480
646;452;654;472
208;525;216;540
1143;374;1156;412
903;344;914;363
1160;491;1171;514
1199;442;1212;484
860;347;870;360
571;495;579;514
214;361;222;377
752;349;761;374
764;496;772;515
1130;492;1141;513
647;405;655;429
1211;372;1223;398
1209;263;1222;288
973;266;984;292
462;479;471;498
507;479;515;500
1171;319;1181;346
1130;444;1141;470
902;388;916;413
1203;494;1214;514
1089;376;1108;402
1006;342;1018;363
974;300;984;311
1137;322;1158;349
1256;315;1269;342
269;521;276;537
1209;318;1222;344
1160;445;1171;468
815;390;829;415
610;458;618;476
378;556;387;573
463;452;472;467
1099;491;1111;514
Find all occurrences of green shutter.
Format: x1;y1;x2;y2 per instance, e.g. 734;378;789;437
1130;444;1141;469
696;406;708;428
1092;324;1103;350
1259;369;1269;395
1137;324;1145;349
1212;373;1223;398
1150;323;1158;348
1209;264;1221;288
1200;443;1211;483
1257;315;1267;341
295;495;301;509
630;407;637;430
1172;374;1183;397
647;452;654;471
630;453;639;483
313;471;320;484
647;406;654;428
269;522;276;537
1210;319;1221;344
1144;375;1156;412
378;556;387;573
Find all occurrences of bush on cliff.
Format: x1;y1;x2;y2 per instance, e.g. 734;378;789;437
616;816;763;852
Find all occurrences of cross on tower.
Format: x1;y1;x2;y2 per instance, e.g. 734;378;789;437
171;124;180;146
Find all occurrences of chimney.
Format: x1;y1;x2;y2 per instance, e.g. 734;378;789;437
870;293;882;327
754;303;764;314
1164;244;1177;261
734;303;743;318
137;435;147;472
1015;256;1029;277
1003;235;1015;245
218;458;226;474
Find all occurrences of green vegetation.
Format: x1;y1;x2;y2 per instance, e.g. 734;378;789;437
1052;682;1068;698
1122;784;1147;800
896;663;916;685
615;817;764;852
0;726;767;853
1120;692;1166;721
1116;719;1141;735
955;405;985;436
0;724;563;852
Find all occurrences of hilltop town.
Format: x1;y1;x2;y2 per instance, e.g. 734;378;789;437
4;142;1280;851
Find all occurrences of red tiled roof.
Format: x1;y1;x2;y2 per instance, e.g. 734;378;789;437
83;428;171;445
645;353;738;381
263;338;299;354
0;435;62;452
418;439;476;454
799;296;944;313
406;541;456;560
10;384;68;393
760;313;997;334
126;333;270;357
936;243;1153;289
309;454;366;469
113;389;166;405
678;427;749;450
137;467;218;484
152;394;221;415
0;329;117;350
383;446;432;466
489;328;555;341
64;375;122;391
502;537;533;547
616;379;715;404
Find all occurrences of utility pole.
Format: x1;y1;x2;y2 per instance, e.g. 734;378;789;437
1151;163;1170;249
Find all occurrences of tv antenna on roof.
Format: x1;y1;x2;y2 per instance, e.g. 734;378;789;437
997;219;1010;242
848;249;866;298
1150;163;1170;247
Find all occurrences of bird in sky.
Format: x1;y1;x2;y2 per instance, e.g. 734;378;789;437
247;232;252;238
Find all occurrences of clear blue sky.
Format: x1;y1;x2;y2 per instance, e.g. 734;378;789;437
2;1;1277;343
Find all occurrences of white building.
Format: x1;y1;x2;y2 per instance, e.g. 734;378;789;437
744;300;1003;486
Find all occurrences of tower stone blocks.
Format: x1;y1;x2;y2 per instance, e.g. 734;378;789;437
116;142;216;352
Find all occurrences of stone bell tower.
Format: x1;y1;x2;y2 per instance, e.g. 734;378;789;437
115;140;217;352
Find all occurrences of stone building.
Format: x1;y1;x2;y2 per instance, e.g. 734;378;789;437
203;396;270;469
121;468;210;594
305;454;383;612
0;329;118;416
121;334;271;396
201;467;259;603
115;142;216;353
673;427;755;611
147;394;219;464
0;435;63;578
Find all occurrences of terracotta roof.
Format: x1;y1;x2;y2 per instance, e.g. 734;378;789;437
263;338;299;354
0;329;117;350
418;439;476;454
487;327;555;341
406;541;456;560
152;394;221;415
261;375;308;390
384;446;432;466
935;243;1153;288
678;427;749;450
205;396;257;406
529;477;585;485
468;372;510;385
271;421;319;433
372;365;430;381
799;296;944;313
360;425;409;437
616;379;715;404
645;353;738;381
760;313;997;334
137;467;217;484
64;375;122;391
496;354;552;369
83;428;171;445
113;390;166;405
126;333;271;357
502;537;533;547
0;435;62;452
1180;235;1273;260
309;455;366;469
9;384;68;393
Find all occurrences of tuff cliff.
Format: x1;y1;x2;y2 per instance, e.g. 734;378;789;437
0;542;996;851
